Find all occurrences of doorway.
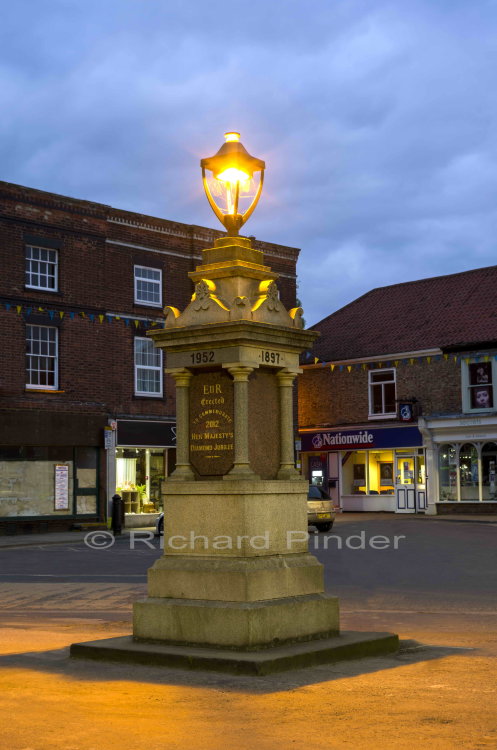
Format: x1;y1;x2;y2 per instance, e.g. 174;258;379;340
395;452;426;513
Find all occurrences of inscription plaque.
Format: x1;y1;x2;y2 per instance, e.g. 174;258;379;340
189;370;234;476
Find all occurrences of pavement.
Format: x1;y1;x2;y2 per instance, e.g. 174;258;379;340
0;616;494;750
0;512;496;549
0;527;153;549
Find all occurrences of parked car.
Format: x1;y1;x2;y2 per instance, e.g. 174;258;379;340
307;484;335;532
155;513;164;536
155;484;335;535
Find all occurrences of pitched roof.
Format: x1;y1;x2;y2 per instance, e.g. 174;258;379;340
310;264;497;361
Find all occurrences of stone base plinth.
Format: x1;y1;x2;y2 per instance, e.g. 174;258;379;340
160;479;310;557
133;593;339;649
148;553;324;602
71;631;400;675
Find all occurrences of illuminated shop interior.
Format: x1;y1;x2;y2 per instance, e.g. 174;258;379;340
115;448;169;514
306;448;426;499
342;450;395;495
339;449;426;495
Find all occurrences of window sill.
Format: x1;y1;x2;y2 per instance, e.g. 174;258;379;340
368;413;397;420
24;286;62;295
133;393;163;399
133;302;163;309
25;388;65;393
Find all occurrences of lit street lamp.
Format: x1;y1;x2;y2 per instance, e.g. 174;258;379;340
201;132;265;236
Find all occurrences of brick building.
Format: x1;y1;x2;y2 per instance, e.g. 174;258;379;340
298;267;497;515
0;181;299;534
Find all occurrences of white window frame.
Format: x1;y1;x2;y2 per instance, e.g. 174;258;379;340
25;245;58;291
26;325;59;390
368;368;397;419
461;358;497;414
134;337;163;397
134;265;162;307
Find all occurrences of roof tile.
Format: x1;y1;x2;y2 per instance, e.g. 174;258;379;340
310;265;497;360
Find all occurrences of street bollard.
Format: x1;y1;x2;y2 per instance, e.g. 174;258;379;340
111;494;123;536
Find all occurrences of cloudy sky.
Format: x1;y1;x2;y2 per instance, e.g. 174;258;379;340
2;0;497;324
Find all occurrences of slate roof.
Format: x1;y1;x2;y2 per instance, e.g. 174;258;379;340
309;264;497;362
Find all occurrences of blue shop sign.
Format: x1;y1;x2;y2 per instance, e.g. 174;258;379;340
300;426;423;452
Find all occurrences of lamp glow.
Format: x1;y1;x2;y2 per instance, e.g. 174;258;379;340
201;132;265;236
216;167;250;184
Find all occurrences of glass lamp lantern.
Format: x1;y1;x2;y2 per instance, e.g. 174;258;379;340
201;132;265;236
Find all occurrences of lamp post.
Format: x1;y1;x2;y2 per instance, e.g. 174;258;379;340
201;132;265;236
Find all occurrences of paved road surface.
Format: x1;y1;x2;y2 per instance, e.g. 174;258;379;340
0;517;495;749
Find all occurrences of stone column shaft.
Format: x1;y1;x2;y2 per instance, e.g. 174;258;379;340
169;369;195;481
225;365;257;479
277;369;300;480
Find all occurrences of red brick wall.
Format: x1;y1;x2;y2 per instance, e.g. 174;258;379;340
298;359;463;427
0;181;298;428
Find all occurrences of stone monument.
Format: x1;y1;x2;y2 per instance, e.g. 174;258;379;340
71;133;398;673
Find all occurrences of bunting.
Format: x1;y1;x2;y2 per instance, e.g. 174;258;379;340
306;351;481;372
0;300;164;330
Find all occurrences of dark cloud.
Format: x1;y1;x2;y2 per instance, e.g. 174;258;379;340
1;0;497;324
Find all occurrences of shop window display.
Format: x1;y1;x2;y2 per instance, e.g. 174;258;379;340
379;462;394;492
352;462;367;493
438;441;497;502
344;450;394;495
482;442;497;500
439;444;457;501
0;459;73;517
459;443;479;501
116;448;165;514
0;446;98;517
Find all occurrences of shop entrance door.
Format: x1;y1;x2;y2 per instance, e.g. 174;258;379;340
395;454;427;513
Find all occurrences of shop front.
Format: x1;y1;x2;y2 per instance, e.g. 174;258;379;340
300;425;426;513
419;414;497;512
0;410;105;535
0;445;101;533
111;419;176;527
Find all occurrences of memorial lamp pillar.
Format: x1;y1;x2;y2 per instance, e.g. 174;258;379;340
70;134;399;671
131;131;341;654
127;133;398;667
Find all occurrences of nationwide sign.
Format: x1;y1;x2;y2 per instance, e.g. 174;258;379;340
300;426;423;452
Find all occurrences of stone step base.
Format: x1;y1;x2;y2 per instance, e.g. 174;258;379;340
70;630;399;676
